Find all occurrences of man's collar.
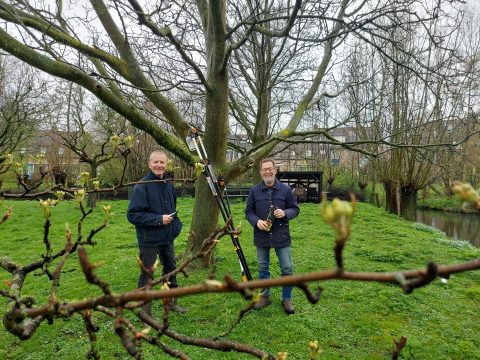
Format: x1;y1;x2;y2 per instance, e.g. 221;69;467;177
260;179;279;190
146;171;164;180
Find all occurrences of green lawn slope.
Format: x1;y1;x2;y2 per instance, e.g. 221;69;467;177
0;198;479;359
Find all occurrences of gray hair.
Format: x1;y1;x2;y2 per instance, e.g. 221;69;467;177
149;150;168;161
260;158;275;168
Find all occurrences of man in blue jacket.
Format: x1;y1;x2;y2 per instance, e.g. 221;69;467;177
127;150;186;315
245;158;300;314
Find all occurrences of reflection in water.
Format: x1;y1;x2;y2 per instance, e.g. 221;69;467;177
416;209;480;247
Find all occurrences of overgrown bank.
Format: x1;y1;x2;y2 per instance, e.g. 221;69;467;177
418;197;479;213
1;199;479;359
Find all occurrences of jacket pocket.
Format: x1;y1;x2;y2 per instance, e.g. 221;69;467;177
141;229;156;243
171;218;183;238
139;227;167;244
274;222;290;246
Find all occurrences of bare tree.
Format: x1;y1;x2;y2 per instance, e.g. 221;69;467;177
434;3;480;194
0;0;470;260
52;93;130;207
342;5;480;219
0;56;48;179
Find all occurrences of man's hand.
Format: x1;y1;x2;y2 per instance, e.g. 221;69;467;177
273;208;285;219
162;214;173;224
256;219;269;231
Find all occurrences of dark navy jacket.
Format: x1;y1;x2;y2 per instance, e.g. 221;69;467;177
245;179;299;248
127;171;182;246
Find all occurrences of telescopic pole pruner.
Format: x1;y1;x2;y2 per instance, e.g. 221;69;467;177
186;126;253;282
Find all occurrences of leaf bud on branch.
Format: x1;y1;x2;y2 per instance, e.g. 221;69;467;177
308;340;322;359
123;135;135;149
319;195;355;240
54;191;65;201
3;153;14;165
80;172;90;187
194;162;205;177
38;199;58;219
74;189;86;202
109;135;120;149
91;180;100;191
319;194;356;269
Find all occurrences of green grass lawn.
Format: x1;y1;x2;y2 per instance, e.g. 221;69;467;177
1;198;479;359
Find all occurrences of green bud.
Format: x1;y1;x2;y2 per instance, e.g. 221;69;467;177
92;180;100;191
3;153;14;165
323;206;335;223
109;135;120;148
55;191;65;200
124;135;135;149
102;204;111;221
39;199;58;219
74;189;86;202
194;163;204;177
80;172;90;186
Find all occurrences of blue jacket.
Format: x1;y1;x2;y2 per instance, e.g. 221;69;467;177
245;179;299;248
127;171;182;246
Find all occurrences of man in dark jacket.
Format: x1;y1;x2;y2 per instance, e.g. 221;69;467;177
127;150;186;314
245;158;300;314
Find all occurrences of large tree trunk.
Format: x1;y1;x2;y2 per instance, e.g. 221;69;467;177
358;181;367;200
189;2;229;266
384;181;400;215
251;71;272;183
189;75;229;266
369;164;379;206
441;176;453;198
400;185;418;221
327;176;335;191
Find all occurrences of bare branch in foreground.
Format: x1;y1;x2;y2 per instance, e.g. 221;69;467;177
81;310;101;360
1;183;479;358
0;206;12;225
392;336;408;360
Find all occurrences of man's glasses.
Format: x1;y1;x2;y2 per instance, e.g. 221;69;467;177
262;167;276;173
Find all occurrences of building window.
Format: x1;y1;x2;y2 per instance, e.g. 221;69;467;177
305;149;312;157
40;147;47;155
27;163;35;177
58;147;64;155
359;157;368;168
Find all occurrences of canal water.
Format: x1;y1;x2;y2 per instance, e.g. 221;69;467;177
416;208;480;247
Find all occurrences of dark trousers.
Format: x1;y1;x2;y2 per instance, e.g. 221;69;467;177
138;243;178;288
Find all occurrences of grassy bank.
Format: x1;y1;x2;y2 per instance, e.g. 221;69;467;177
1;198;479;359
417;197;477;213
